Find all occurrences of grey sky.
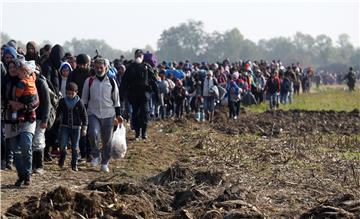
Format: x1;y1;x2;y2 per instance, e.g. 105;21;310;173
1;0;359;51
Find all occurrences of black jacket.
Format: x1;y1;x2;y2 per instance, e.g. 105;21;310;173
56;97;88;128
67;68;93;98
40;45;64;95
121;62;157;101
35;74;51;123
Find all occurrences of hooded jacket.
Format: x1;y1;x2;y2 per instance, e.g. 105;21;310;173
25;41;40;64
41;44;65;94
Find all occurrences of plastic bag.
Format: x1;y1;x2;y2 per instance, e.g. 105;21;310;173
111;124;127;160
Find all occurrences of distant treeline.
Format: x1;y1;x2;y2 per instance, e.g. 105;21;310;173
1;20;359;72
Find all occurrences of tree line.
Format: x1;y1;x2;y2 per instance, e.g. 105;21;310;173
2;20;359;72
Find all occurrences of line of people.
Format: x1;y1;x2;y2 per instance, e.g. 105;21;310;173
1;40;330;187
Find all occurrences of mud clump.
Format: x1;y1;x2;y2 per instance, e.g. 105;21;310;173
6;164;265;218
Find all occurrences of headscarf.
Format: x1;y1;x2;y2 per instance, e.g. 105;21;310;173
49;44;65;69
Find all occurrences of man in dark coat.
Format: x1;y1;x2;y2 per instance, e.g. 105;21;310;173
120;49;158;140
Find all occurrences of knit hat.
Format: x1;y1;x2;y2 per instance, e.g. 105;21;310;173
76;54;90;64
3;46;17;59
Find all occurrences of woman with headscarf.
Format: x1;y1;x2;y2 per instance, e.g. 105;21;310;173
41;45;64;161
25;41;40;64
41;44;64;95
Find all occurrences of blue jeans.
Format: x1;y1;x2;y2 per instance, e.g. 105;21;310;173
59;127;80;167
88;115;114;165
10;132;33;178
269;93;279;109
280;92;289;104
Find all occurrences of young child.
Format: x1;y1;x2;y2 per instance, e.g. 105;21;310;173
57;82;88;171
59;62;73;97
14;60;39;122
172;79;186;119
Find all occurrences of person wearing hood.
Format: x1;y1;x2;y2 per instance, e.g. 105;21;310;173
25;41;40;64
56;82;87;171
59;62;73;96
81;58;122;173
41;44;64;95
2;46;17;68
41;44;63;162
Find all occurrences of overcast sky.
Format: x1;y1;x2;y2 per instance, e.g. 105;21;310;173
1;0;359;51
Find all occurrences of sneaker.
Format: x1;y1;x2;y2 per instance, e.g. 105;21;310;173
100;164;109;173
71;166;78;172
91;157;100;167
234;116;238;120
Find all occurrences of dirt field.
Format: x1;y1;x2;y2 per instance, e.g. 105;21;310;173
1;109;360;218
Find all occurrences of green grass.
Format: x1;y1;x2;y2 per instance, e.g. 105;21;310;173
248;85;360;112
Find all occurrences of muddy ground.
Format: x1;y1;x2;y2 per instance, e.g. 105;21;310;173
1;109;360;218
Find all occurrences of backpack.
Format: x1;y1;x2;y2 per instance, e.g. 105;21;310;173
88;76;116;105
37;74;59;130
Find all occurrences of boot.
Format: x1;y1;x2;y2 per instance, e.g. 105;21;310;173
33;151;44;174
14;176;24;187
23;175;31;186
135;129;140;141
141;126;148;140
58;151;66;168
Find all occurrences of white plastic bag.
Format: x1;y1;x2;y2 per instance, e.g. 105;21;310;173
111;124;127;160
